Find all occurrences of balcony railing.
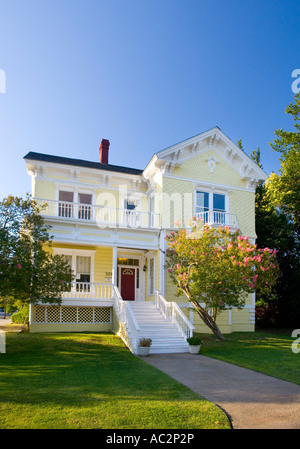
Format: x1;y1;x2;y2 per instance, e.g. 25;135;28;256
35;198;160;229
61;282;113;300
194;211;238;228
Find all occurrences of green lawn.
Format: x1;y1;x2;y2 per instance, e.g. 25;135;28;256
0;332;230;429
197;331;300;385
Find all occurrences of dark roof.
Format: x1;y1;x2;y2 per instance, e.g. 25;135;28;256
24;151;144;175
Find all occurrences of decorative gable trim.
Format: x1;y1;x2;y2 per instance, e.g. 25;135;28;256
142;127;268;190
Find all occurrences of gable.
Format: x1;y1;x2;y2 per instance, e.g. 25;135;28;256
143;127;268;191
172;147;247;189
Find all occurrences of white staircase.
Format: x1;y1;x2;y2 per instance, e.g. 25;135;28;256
130;301;190;354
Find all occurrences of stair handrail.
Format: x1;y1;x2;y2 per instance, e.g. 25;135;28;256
170;301;195;339
155;290;194;339
113;286;140;353
154;290;172;320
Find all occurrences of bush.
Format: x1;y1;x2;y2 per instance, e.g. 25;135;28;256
11;306;29;324
139;338;152;347
187;337;202;346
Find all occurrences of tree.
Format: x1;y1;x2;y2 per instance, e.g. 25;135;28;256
249;123;300;328
267;92;300;236
0;196;73;317
164;219;278;340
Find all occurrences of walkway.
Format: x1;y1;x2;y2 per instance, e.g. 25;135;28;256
143;353;300;429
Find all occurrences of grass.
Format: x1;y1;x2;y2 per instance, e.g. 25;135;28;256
0;332;231;429
196;330;300;385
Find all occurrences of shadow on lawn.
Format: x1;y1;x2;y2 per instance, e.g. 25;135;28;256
0;332;206;407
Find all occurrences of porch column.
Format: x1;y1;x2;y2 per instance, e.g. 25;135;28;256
160;230;166;297
112;246;118;286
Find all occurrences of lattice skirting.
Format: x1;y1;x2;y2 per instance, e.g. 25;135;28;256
32;305;112;324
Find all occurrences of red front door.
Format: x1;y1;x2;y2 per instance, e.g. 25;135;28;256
121;268;135;300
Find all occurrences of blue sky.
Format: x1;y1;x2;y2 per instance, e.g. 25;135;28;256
0;0;299;198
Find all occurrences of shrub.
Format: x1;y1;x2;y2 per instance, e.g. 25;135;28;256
187;336;202;346
11;306;29;324
139;338;152;347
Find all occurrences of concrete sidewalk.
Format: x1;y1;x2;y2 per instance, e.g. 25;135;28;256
142;353;300;429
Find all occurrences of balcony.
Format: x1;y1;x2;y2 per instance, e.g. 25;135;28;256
194;211;238;228
34;198;160;229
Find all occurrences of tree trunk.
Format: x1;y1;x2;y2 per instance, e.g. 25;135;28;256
193;301;226;341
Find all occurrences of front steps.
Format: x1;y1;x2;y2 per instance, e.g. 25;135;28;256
129;301;189;354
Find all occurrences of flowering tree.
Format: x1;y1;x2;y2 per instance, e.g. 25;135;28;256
164;219;279;340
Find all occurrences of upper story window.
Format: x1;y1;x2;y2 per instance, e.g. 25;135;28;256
58;190;93;220
195;190;227;225
122;199;140;226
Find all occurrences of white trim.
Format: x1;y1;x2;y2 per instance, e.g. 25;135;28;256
52;247;95;283
194;188;229;215
165;173;256;193
147;255;155;296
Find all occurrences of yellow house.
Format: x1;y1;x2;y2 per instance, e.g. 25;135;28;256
24;127;267;354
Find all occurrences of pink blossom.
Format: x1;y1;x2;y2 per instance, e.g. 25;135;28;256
16;264;22;269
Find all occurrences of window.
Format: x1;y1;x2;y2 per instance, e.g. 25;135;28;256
122;199;140;226
149;194;155;227
148;258;154;295
78;193;92;220
195;191;209;214
213;193;225;212
59;191;74;218
58;190;93;220
195;190;227;225
53;249;95;292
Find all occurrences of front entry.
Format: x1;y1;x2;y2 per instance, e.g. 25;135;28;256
120;267;135;300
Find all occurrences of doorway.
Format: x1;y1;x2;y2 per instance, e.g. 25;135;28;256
120;267;136;300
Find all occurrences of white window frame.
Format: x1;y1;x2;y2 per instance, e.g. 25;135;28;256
52;248;95;283
194;187;229;215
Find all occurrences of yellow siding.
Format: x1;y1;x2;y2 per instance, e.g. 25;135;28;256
172;148;246;189
94;247;113;283
34;180;56;200
161;177;194;228
53;244;113;283
230;189;256;238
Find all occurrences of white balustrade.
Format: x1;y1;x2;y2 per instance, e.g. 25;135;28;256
34;198;160;229
61;282;113;300
194;211;238;227
113;286;140;354
155;290;194;339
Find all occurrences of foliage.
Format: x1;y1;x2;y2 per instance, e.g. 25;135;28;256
139;338;152;347
11;305;29;324
187;336;202;345
0;195;73;307
254;180;300;327
247;95;300;327
267;92;300;236
164;219;279;340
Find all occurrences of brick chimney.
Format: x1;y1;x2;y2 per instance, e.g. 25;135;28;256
99;139;110;164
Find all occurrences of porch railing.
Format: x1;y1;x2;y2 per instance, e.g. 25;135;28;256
194;211;238;227
34;198;160;229
155;290;194;339
113;286;140;354
62;282;113;300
